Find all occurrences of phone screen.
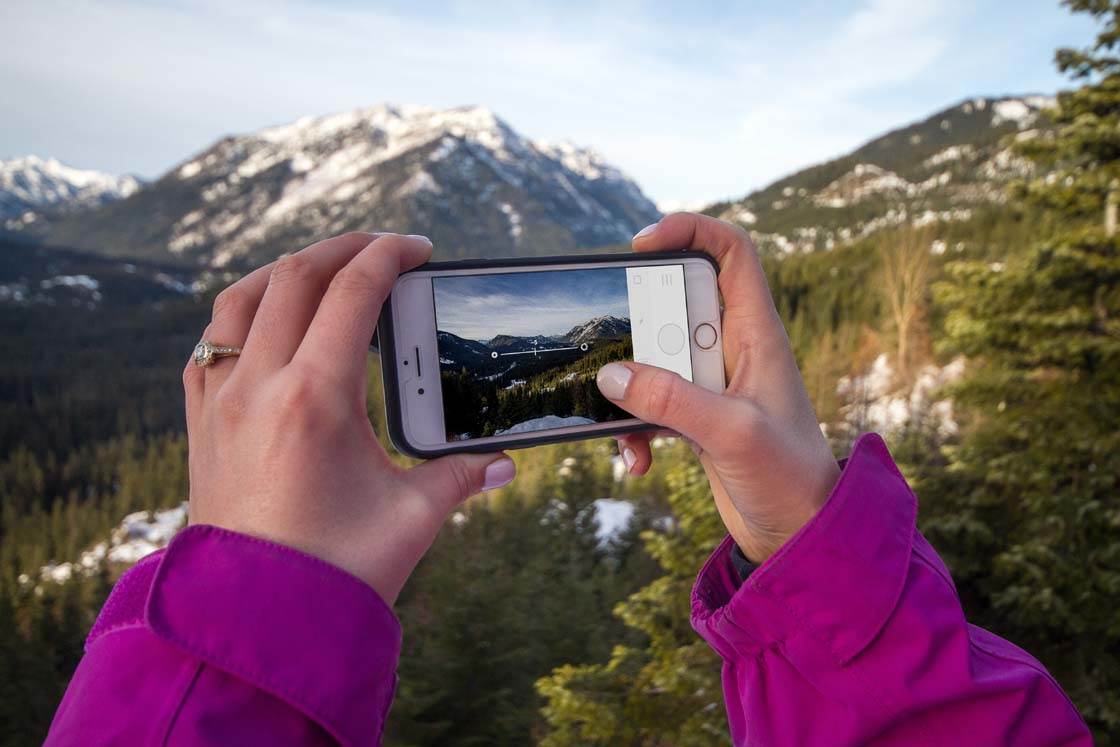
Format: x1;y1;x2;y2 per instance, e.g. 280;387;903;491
432;264;692;441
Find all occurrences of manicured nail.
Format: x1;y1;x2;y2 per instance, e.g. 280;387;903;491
406;234;433;246
481;457;516;491
597;363;632;401
634;223;659;240
622;447;637;473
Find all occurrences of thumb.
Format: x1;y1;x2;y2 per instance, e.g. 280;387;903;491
405;452;517;512
597;362;734;450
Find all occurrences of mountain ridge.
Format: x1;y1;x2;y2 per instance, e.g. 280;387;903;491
37;103;660;266
1;155;140;230
706;94;1055;255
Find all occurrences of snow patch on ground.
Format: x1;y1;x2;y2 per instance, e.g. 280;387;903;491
592;499;635;544
495;415;596;435
836;354;966;439
31;504;187;586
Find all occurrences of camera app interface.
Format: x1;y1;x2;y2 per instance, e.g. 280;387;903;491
432;264;692;441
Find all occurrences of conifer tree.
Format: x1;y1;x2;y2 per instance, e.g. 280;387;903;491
924;1;1120;738
536;449;727;746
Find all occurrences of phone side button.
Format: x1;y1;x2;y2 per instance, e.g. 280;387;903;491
694;323;718;350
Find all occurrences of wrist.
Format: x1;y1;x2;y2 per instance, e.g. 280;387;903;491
736;457;841;564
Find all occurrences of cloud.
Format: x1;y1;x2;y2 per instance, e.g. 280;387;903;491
0;0;1079;207
434;269;629;339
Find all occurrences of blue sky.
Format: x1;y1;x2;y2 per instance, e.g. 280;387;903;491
434;269;629;340
0;0;1099;206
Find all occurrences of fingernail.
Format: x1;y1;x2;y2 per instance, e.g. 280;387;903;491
406;234;433;247
597;363;632;401
622;447;637;473
634;223;659;240
481;457;516;491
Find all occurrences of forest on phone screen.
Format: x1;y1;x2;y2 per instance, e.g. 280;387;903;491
434;268;636;439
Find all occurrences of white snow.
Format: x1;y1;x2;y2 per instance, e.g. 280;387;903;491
495;415;596;435
396;170;442;197
0;155;139;218
924;145;974;168
991;96;1056;128
147;102;655;267
722;205;757;225
814;164;914;207
499;202;523;239
34;503;187;586
836;354;966;439
592;499;635;543
533;140;611;181
40;274;99;292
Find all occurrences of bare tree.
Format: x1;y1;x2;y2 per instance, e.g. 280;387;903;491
878;224;934;379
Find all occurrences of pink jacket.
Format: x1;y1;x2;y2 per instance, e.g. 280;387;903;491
45;434;1091;746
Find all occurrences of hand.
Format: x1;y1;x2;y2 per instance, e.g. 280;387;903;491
183;232;516;603
599;213;839;563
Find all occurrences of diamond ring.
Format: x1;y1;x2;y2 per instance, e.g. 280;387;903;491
192;340;242;367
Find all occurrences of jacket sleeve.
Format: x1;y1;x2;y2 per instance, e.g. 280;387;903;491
45;524;401;747
691;433;1092;747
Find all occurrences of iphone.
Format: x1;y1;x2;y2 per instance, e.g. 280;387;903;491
377;251;724;457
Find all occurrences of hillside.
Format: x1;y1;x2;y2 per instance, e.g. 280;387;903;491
708;95;1054;255
39;104;660;266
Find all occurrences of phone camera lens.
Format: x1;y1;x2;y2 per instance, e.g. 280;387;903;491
418;388;425;395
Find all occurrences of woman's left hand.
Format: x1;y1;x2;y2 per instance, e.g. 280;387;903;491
183;232;516;604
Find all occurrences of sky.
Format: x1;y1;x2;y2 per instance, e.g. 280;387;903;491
0;0;1100;208
434;268;629;340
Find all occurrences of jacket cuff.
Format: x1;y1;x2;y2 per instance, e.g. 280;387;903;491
87;524;401;746
691;433;915;664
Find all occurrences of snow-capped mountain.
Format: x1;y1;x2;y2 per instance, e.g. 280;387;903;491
563;315;631;345
45;104;660;266
709;95;1056;255
1;155;140;229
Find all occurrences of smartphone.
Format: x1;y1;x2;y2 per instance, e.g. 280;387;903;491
377;251;725;457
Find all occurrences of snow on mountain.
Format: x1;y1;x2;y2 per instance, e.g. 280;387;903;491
564;315;631;345
26;503;186;586
990;95;1055;128
0;155;140;228
711;95;1058;256
46;104;660;266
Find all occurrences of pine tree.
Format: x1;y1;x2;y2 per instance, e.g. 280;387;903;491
923;2;1120;739
536;448;728;746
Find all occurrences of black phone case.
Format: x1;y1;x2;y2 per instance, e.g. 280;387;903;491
375;250;720;459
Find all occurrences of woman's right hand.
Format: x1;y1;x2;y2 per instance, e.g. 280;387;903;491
598;213;840;564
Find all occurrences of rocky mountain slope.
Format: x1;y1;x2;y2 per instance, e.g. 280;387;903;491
0;155;139;229
564;315;630;345
41;104;660;266
707;96;1055;254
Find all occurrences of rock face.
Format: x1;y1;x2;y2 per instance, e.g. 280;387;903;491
709;95;1056;255
0;155;140;230
564;315;631;345
43;104;661;266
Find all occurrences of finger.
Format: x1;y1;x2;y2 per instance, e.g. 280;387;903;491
183;350;204;437
616;434;652;476
632;212;784;371
294;234;432;396
405;453;516;514
199;261;276;392
598;361;753;459
236;232;381;376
